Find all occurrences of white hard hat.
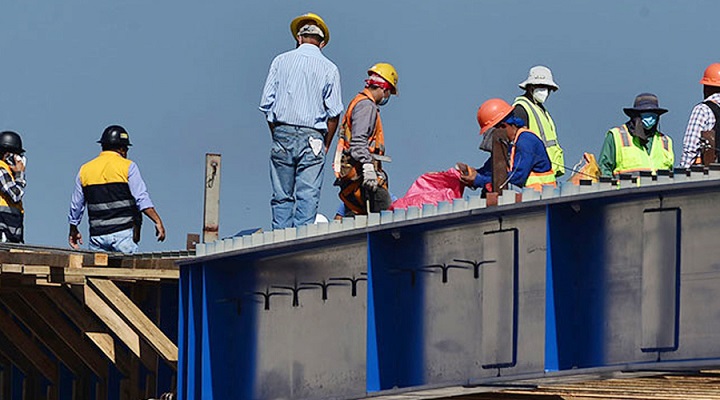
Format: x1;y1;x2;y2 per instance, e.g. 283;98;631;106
314;213;329;224
519;65;559;91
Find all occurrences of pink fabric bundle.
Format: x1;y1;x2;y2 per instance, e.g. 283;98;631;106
390;168;466;210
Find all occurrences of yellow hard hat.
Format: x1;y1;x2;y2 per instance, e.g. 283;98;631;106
290;13;330;44
368;63;398;94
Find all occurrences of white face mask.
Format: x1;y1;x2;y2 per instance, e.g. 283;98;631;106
532;87;550;104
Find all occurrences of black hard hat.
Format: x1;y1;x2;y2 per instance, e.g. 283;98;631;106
98;125;132;147
0;131;25;154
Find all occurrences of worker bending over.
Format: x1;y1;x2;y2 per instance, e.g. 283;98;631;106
68;125;166;253
0;131;26;243
459;99;556;192
513;65;565;176
334;63;398;215
680;63;720;167
598;93;674;177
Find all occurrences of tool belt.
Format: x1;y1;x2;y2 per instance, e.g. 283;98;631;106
335;152;388;215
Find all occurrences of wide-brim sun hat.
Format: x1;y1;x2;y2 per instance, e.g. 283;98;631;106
518;65;559;91
623;93;668;117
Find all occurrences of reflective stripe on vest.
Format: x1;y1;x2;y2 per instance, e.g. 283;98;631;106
611;125;674;175
333;89;385;179
513;96;565;176
0;161;24;242
509;129;557;191
79;151;138;237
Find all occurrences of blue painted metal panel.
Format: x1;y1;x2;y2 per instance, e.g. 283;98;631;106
180;181;720;399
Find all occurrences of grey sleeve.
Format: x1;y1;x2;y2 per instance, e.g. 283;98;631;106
349;99;378;165
513;105;529;126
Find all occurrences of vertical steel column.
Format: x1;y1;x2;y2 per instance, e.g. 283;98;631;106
202;154;221;243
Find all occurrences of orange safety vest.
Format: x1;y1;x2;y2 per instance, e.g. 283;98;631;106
509;129;557;191
333;89;388;215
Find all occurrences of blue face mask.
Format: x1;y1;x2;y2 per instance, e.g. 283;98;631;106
641;113;658;129
378;95;390;106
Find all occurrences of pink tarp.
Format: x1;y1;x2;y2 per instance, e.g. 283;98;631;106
390;168;466;210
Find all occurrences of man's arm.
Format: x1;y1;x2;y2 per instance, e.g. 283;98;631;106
127;163;165;242
680;104;711;168
348;100;377;164
68;173;85;249
325;116;339;150
323;66;344;149
142;207;166;242
597;132;617;177
259;58;279;128
0;161;25;204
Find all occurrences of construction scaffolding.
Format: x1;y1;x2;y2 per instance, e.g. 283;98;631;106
0;243;188;400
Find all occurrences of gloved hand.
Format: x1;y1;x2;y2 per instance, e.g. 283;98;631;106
362;163;378;192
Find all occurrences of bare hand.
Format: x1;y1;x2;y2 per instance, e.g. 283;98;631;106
69;225;83;249
9;158;25;173
155;222;166;242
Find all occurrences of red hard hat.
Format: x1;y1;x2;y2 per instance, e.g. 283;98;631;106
477;98;513;134
700;63;720;87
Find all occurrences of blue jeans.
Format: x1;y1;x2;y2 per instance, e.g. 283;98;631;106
270;125;326;229
89;228;139;254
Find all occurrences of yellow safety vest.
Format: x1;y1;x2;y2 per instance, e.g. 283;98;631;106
510;129;557;191
610;125;674;175
0;160;24;242
79;151;139;237
513;96;565;176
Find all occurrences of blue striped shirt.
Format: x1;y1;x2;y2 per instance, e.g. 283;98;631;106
259;44;343;131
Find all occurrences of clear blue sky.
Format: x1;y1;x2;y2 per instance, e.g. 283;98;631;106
0;0;716;251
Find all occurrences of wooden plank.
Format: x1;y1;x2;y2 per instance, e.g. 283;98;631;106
80;284;157;370
0;305;58;383
107;257;180;270
19;290;108;379
0;294;86;377
65;267;179;280
88;278;178;364
22;265;51;275
45;287;119;367
1;264;23;274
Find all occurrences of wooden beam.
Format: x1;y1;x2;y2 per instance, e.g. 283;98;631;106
78;284;157;370
66;267;179;281
88;278;178;364
0;305;58;384
44;287;125;373
19;290;108;379
0;294;86;377
0;252;107;268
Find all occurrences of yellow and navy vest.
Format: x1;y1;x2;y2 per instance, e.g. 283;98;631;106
79;151;139;237
0;160;23;242
513;96;565;176
610;125;674;175
510;129;557;191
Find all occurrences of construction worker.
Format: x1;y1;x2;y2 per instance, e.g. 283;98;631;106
68;125;166;253
458;99;556;192
0;131;26;243
680;63;720;167
259;12;343;229
513;65;565;177
598;93;674;177
334;63;398;215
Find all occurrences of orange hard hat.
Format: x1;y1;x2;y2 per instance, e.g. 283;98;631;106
700;63;720;87
477;98;514;134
